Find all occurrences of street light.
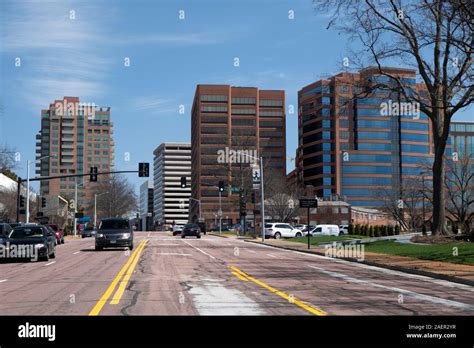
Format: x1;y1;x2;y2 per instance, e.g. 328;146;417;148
26;153;57;223
94;191;109;229
236;151;265;242
420;170;431;231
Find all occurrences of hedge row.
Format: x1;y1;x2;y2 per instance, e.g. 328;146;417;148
348;224;400;237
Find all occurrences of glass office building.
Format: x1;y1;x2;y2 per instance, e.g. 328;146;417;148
297;67;437;207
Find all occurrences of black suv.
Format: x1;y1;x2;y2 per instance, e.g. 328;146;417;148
95;218;134;251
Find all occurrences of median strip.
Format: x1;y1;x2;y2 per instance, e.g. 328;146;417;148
229;266;327;316
88;240;147;315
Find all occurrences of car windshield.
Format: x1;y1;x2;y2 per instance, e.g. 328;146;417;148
185;224;198;228
99;220;130;231
10;227;44;238
265;224;273;228
47;225;58;231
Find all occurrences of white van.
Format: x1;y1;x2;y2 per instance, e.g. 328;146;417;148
307;224;340;236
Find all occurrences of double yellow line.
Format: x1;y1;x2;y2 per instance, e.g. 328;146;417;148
229;266;327;316
89;239;148;316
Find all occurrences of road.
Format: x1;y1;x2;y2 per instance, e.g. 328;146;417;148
0;231;473;316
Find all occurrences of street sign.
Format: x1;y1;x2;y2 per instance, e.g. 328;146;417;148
78;216;91;223
230;187;240;193
299;198;318;208
252;167;261;184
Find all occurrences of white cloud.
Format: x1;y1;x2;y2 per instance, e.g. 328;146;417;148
131;96;177;115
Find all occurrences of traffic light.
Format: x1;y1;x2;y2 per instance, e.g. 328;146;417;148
90;166;98;182
20;195;25;208
139;162;149;177
218;181;225;192
180;176;186;188
251;191;256;204
41;197;46;208
239;191;247;216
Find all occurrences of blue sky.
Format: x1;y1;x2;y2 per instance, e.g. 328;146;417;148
0;0;471;194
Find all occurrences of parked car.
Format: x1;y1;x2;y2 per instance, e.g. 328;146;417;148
339;225;349;235
81;226;96;238
95;218;134;251
8;224;56;261
265;223;303;239
8;223;22;229
0;223;12;238
307;224;340;237
47;224;65;244
172;224;184;236
181;223;201;239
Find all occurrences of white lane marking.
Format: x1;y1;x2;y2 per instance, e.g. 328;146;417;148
73;251;80;255
182;240;216;259
0;279;8;283
245;249;256;254
147;233;151;237
45;261;56;266
157;253;191;256
241;240;474;292
188;281;264;315
267;253;277;258
307;265;474;311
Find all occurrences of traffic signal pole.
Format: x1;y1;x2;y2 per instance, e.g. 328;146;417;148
15;167;148;223
16;177;22;223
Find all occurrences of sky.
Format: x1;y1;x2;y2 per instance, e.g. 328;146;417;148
0;0;472;195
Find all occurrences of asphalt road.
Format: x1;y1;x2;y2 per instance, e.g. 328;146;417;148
0;231;473;316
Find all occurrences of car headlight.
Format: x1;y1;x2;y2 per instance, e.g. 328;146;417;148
96;233;104;238
122;233;130;238
35;243;45;248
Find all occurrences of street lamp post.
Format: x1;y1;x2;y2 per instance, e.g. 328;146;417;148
26;154;57;223
218;191;222;234
236;151;265;242
420;171;430;231
94;191;109;229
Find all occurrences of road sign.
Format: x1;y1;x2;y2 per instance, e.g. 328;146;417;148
230;187;240;192
78;216;91;223
252;167;261;184
299;198;318;208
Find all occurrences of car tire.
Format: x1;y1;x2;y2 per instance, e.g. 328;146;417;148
274;232;281;239
61;237;65;244
50;248;56;259
339;231;344;236
295;232;302;237
95;245;103;251
197;235;201;239
42;252;49;262
181;235;185;238
129;243;134;250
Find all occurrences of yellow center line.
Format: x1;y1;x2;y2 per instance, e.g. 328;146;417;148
88;240;147;316
231;271;249;281
110;240;148;304
229;266;327;316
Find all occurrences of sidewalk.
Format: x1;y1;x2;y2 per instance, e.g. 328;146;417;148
246;239;474;286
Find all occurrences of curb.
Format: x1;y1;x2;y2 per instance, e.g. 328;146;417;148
208;233;229;238
245;240;474;287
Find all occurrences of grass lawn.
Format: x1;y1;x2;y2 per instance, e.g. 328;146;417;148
364;240;474;265
288;235;368;245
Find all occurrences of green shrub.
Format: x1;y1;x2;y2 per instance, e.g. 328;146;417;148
374;226;381;237
369;225;374;237
381;225;387;237
348;224;354;235
388;226;394;236
395;225;401;235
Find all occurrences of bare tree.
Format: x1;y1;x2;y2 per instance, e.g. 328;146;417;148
445;153;474;234
316;0;473;235
91;174;137;219
380;177;424;231
0;144;19;173
265;177;305;223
